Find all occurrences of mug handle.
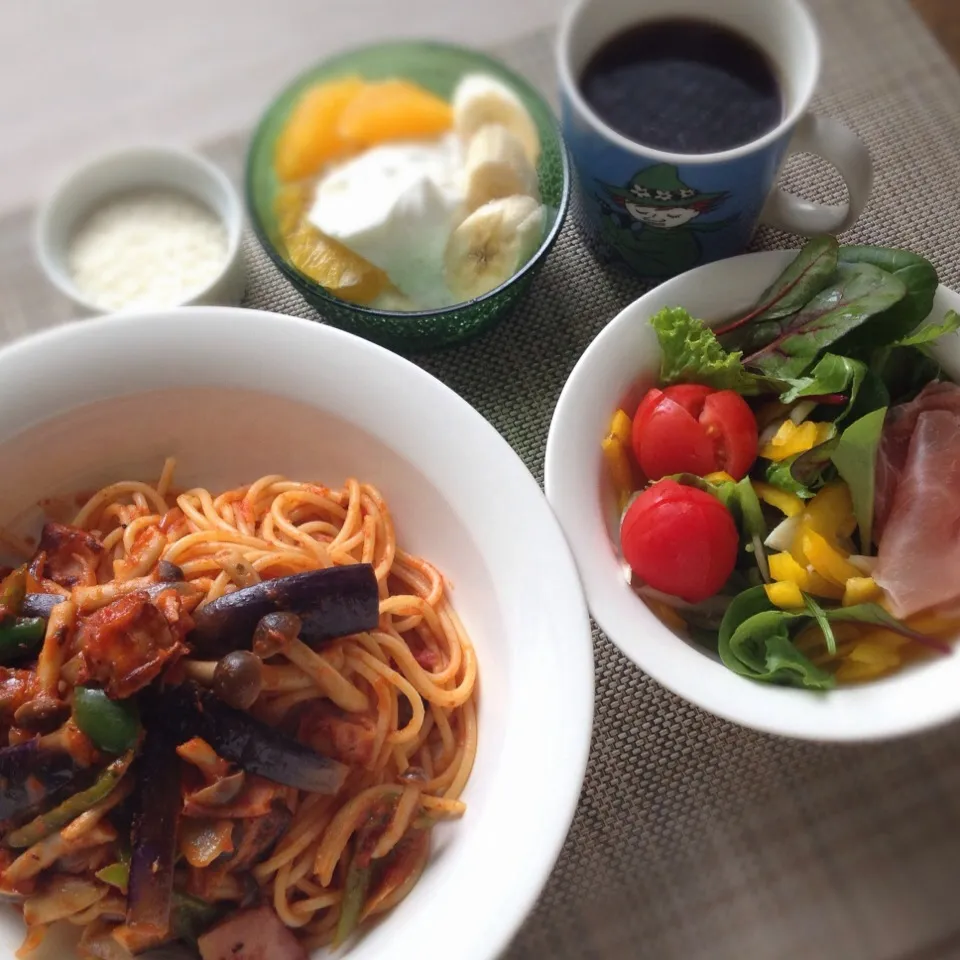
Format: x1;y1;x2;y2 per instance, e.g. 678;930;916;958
760;113;873;236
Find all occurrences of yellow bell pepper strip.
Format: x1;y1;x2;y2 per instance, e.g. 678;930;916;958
603;409;636;511
801;528;864;587
848;643;902;669
848;625;910;650
759;421;816;461
609;409;632;446
601;437;634;513
759;420;836;462
768;551;844;600
763;581;804;609
704;471;736;485
834;658;893;683
801;482;856;540
842;577;883;607
794;620;863;654
753;482;804;517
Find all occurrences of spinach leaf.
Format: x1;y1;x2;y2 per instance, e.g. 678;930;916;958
870;345;942;406
650;307;769;394
830;408;887;553
843;367;891;424
718;587;835;690
715;582;951;691
764;432;839;499
891;309;960;347
765;459;816;499
837;245;939;345
779;353;868;425
746;263;908;379
803;594;837;655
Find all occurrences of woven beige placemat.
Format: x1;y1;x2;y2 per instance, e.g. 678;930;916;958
3;2;960;958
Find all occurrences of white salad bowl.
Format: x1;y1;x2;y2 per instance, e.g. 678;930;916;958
545;250;960;742
0;308;594;960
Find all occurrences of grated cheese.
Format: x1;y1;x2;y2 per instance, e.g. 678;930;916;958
67;188;228;311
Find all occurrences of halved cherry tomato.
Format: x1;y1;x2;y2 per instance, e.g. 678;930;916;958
631;384;758;481
621;479;739;603
699;390;759;479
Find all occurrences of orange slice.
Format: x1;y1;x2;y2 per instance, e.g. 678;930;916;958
274;182;311;243
274;75;365;182
338;79;453;145
285;222;390;305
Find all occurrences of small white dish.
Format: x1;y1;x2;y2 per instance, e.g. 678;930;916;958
545;249;960;743
35;145;245;314
0;308;594;960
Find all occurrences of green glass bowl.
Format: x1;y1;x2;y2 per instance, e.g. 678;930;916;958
245;41;570;352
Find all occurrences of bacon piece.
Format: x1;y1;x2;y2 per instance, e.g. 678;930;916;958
77;592;188;698
197;905;307;960
298;700;378;767
36;523;103;589
0;669;38;721
875;390;960;616
874;382;960;540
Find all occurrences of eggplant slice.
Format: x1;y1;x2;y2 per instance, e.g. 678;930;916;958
189;565;379;654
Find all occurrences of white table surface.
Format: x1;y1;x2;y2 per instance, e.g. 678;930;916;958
1;0;565;216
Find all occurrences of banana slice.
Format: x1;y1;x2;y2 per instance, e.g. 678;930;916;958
444;195;545;301
452;74;541;166
463;124;540;213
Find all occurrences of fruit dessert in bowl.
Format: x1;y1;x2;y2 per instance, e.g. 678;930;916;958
246;42;570;350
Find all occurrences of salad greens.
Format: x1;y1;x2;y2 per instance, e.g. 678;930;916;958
650;306;766;394
718;587;835;690
718;586;951;691
744;263;907;378
836;245;940;346
641;235;960;691
778;353;866;422
829;407;887;553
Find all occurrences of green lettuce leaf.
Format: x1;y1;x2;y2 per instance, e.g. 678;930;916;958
650;307;768;395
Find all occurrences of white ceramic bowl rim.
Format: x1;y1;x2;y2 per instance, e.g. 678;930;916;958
34;145;244;314
0;308;594;960
545;249;960;743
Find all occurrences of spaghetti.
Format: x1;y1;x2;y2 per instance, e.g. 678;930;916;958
0;461;478;957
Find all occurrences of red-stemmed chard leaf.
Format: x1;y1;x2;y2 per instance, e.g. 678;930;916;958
744;263;907;379
715;236;840;341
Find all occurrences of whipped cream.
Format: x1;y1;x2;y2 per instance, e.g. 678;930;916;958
308;136;464;308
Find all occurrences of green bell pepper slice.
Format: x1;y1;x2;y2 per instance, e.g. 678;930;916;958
6;750;134;848
0;617;45;665
72;686;141;755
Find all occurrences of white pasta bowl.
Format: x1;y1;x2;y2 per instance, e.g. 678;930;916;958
0;309;594;960
545;250;960;743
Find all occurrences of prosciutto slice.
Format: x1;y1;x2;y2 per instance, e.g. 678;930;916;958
874;383;960;617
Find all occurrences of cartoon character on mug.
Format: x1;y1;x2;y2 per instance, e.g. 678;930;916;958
595;163;738;278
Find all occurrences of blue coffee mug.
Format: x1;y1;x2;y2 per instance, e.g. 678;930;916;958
557;0;873;281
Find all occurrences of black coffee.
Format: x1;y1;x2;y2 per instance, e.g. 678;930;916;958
580;18;783;154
